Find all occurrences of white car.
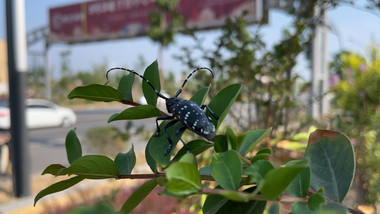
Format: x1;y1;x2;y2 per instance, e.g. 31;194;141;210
0;99;77;129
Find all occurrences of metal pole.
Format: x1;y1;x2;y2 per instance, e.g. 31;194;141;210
311;5;321;119
310;3;329;119
321;5;330;117
6;0;30;197
44;42;51;100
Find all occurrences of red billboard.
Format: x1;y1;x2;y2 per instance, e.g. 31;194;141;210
49;0;265;44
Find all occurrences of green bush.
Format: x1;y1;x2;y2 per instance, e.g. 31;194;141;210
331;46;380;204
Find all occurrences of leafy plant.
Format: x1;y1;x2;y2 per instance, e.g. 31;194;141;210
331;46;380;204
35;61;360;214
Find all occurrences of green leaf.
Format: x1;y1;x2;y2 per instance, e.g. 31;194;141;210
251;148;272;163
157;189;188;198
41;164;66;176
156;177;167;186
207;83;243;130
203;187;266;214
142;60;161;106
148;121;183;167
58;155;119;179
178;153;197;166
65;129;82;164
286;159;311;197
244;160;274;186
308;193;326;211
118;73;135;101
211;150;242;190
239;128;272;156
68;84;123;102
292;202;311;214
214;135;228;153
226;128;238;150
34;176;85;206
171;139;213;162
203;195;229;214
217;189;252;202
316;203;348;214
268;203;280;214
108;105;162;122
261;165;306;200
190;87;210;105
145;142;157;173
251;154;270;163
165;162;201;195
256;148;272;155
114;145;136;175
120;179;158;214
212;199;266;214
304;130;355;202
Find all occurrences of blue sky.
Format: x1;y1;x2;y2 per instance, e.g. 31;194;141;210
1;1;380;81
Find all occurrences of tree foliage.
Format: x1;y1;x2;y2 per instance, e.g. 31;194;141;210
174;2;320;135
331;45;380;204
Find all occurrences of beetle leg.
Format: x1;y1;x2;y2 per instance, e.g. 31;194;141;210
201;104;219;120
176;126;190;153
163;120;179;155
154;115;174;136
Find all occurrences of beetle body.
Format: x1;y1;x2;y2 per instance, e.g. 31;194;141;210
166;98;216;141
106;66;218;154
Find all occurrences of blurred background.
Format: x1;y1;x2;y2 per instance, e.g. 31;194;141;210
0;0;380;213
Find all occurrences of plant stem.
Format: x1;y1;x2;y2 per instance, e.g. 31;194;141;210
117;173;364;214
118;173;165;179
199;187;306;202
120;99;169;116
118;173;216;181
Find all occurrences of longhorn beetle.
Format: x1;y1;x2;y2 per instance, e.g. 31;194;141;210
106;67;219;155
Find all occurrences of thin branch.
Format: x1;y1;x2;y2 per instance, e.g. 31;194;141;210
117;173;363;213
347;207;365;214
118;173;165;180
117;173;249;184
120;99;169;116
120;100;140;106
199;187;307;203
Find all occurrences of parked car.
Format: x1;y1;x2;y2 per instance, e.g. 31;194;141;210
0;99;77;129
0;134;10;174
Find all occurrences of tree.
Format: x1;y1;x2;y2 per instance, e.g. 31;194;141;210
331;44;380;204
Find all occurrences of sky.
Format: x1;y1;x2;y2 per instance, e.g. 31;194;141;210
1;0;380;81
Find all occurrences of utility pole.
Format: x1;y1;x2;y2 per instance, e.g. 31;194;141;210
44;42;51;100
6;0;31;197
311;3;330;119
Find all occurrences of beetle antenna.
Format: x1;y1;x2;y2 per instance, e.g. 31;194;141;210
106;67;168;100
174;67;214;97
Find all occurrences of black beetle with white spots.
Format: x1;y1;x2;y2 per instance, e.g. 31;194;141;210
106;67;219;155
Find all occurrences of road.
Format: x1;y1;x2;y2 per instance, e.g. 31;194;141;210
27;107;153;174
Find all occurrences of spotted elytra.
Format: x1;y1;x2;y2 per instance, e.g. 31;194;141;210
106;67;219;155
